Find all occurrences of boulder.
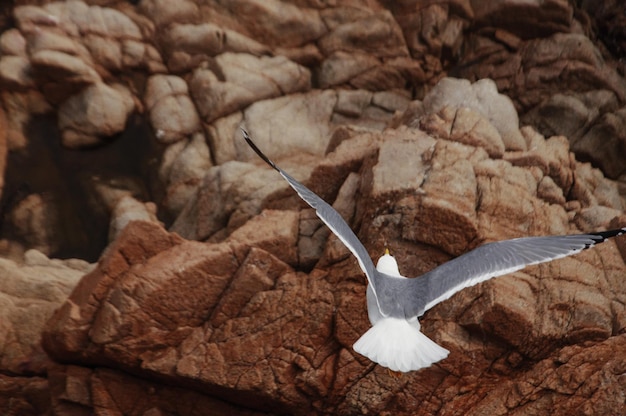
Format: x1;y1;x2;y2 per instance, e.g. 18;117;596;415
0;250;90;415
58;82;135;148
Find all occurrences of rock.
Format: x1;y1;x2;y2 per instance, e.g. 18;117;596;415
217;0;326;48
471;0;573;38
420;105;506;158
318;10;409;58
159;132;213;216
0;374;50;416
422;77;527;151
169;156;316;241
12;1;165;103
0;106;6;201
109;196;160;242
1;90;52;150
42;220;335;414
237;90;337;162
138;0;199;27
58;82;135;148
144;74;202;144
0;250;88;377
521;91;619;143
0;56;35;89
1;1;626;414
42;112;626;414
581;0;626;58
570;107;626;179
318;51;380;88
189;53;311;124
161;23;270;71
46;364;269;416
0;28;27;56
29;49;101;98
8;193;60;257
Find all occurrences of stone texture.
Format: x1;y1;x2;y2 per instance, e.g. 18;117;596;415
0;250;90;415
8;193;61;257
58;82;136;148
0;1;626;415
189;53;311;124
43;113;626;414
144;74;202;144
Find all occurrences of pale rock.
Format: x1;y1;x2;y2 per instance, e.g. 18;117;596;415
58;82;135;148
159;132;212;216
421;105;506;158
170;155;316;242
0;251;86;375
138;0;199;27
237;90;337;162
318;10;409;58
145;75;201;144
423;77;527;151
9;193;60;256
205;111;244;165
162;23;269;70
0;28;27;56
218;0;326;48
30;49;100;87
318;51;380;88
0;56;34;89
190;53;310;123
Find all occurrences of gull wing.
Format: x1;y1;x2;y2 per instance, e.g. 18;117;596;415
397;229;626;318
242;130;382;304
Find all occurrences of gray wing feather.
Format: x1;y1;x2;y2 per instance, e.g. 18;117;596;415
242;130;382;305
402;230;626;318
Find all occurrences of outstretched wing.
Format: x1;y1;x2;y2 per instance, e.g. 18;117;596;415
400;229;626;318
242;130;382;305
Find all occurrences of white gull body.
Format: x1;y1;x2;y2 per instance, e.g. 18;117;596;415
353;253;449;372
243;130;626;372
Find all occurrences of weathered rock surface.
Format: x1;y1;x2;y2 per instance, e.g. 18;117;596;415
0;0;625;415
43;98;626;414
58;81;135;148
0;250;91;415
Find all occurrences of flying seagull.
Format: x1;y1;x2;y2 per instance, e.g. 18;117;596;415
242;130;626;372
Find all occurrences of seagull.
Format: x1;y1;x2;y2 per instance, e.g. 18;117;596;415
242;130;626;372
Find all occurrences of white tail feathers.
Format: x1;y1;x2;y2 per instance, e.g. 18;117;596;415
353;318;449;372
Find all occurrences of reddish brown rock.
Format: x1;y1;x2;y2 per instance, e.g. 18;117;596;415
42;112;626;414
0;374;50;416
0;1;625;415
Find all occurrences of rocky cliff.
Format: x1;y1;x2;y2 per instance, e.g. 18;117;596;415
1;1;626;415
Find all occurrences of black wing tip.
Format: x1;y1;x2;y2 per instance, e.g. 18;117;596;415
583;227;626;249
241;129;278;171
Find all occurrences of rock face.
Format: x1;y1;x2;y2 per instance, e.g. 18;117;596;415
0;0;626;415
0;250;91;415
42;93;626;414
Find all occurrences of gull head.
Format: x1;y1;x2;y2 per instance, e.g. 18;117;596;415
376;249;403;277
